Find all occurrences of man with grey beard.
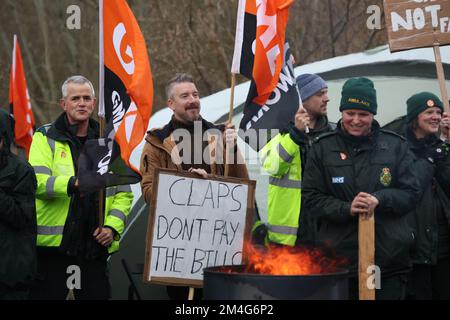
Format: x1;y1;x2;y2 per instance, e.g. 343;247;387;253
140;73;249;300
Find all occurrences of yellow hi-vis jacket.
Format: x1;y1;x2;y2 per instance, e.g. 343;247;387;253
29;125;133;254
260;132;302;246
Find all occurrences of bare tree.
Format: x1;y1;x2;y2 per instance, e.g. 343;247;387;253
0;0;387;126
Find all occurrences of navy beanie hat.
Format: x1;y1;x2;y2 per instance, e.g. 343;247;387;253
296;74;327;102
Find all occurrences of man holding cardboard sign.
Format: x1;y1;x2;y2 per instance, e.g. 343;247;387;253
140;73;249;299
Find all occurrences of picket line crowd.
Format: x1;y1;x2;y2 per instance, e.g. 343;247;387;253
1;72;450;300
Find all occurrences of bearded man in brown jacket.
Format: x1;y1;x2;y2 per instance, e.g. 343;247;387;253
139;73;249;300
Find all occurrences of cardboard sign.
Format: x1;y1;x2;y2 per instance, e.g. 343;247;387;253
384;0;450;52
143;168;255;287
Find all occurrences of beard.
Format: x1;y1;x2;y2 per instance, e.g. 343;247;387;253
309;108;327;119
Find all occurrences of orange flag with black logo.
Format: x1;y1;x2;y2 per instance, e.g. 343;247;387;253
251;0;293;106
232;0;298;151
9;35;35;158
78;0;153;191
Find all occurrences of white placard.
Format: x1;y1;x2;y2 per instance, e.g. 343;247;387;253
144;169;254;286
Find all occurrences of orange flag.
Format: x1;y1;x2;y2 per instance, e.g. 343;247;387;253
9;35;35;158
252;0;293;106
99;0;153;174
232;0;298;150
77;0;153;192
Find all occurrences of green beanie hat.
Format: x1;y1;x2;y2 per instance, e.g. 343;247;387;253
406;92;443;123
340;77;377;115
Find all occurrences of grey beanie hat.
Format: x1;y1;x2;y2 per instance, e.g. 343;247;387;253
296;74;327;102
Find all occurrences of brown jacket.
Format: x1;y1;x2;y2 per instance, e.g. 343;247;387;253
140;119;249;205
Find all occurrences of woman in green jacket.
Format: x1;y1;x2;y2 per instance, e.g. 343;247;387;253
403;92;450;299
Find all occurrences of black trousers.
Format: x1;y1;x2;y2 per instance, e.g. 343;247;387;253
30;251;110;300
348;273;408;300
409;257;450;300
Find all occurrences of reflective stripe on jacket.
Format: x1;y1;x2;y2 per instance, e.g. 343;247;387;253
261;132;302;246
29;128;133;254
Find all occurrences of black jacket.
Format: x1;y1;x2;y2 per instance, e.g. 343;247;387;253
403;129;450;265
302;121;421;275
0;110;37;288
287;115;336;171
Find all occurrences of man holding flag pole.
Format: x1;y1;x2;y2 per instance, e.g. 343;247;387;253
29;0;153;299
29;75;133;300
231;0;322;246
259;74;334;246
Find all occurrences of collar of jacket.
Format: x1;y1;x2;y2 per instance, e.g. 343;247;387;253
46;112;99;144
149;116;225;143
146;116;225;170
336;119;380;149
406;126;441;153
311;115;332;134
282;115;332;135
143;132;181;172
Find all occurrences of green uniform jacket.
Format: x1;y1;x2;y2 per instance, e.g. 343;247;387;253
302;121;421;275
384;119;450;265
397;127;450;265
29;113;133;255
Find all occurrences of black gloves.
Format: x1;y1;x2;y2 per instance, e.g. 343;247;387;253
425;142;450;164
251;223;268;246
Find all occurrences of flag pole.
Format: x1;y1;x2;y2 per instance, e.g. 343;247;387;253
229;73;236;121
433;44;450;138
188;287;195;300
98;118;105;228
98;0;105;228
225;73;236;177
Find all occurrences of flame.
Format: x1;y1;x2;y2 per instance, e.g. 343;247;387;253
233;243;347;276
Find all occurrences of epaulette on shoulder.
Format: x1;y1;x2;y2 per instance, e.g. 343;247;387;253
380;129;406;141
36;123;52;135
313;131;337;143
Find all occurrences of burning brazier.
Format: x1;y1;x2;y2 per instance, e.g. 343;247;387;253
203;244;349;300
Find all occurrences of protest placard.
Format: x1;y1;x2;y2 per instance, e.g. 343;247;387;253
143;168;255;287
384;0;450;130
384;0;450;52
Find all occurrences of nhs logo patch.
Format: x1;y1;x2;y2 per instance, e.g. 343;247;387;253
332;177;345;184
